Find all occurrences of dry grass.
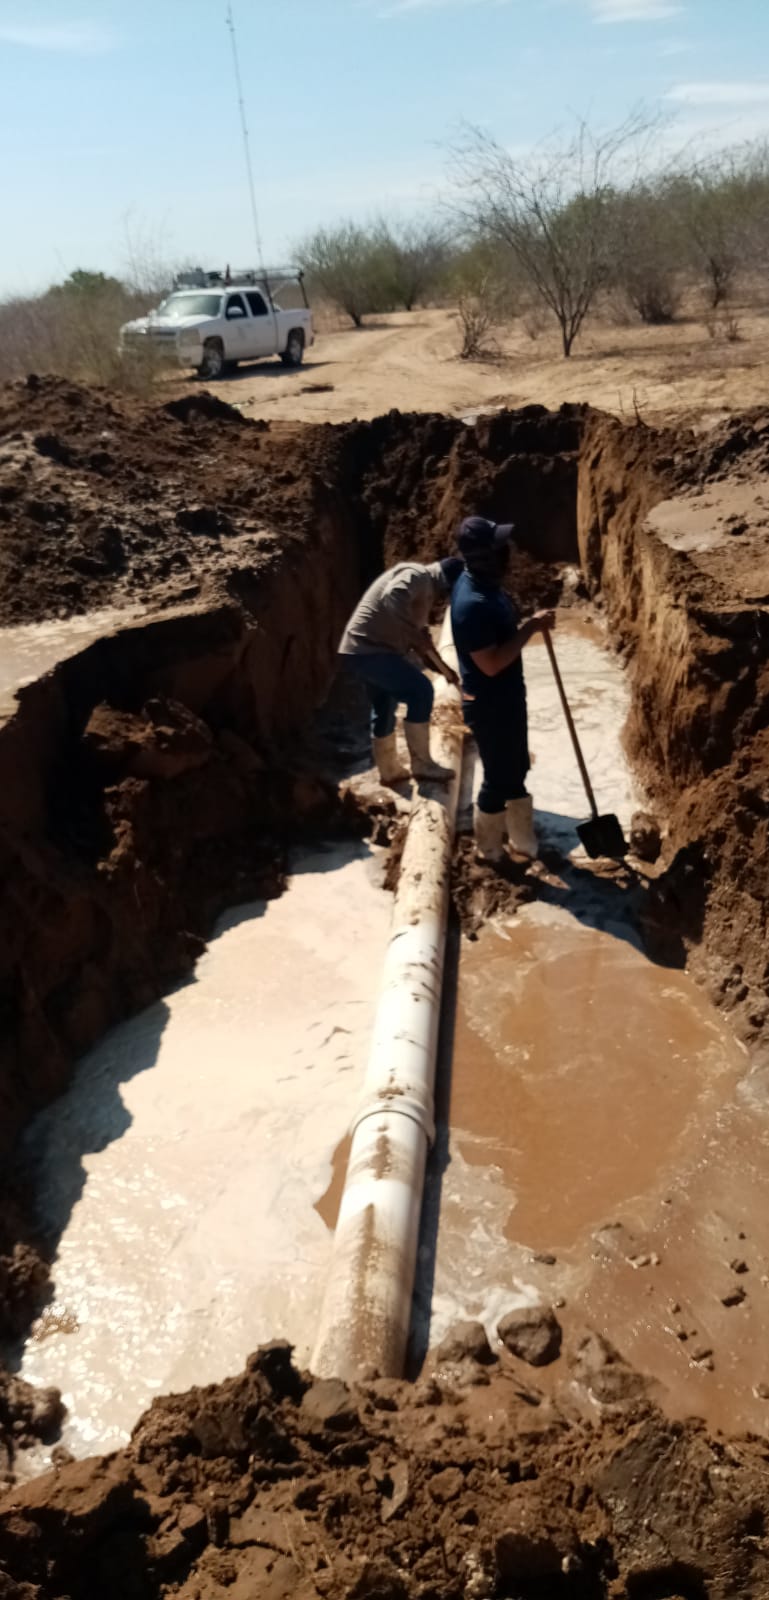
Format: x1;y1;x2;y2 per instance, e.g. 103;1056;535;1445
0;284;170;396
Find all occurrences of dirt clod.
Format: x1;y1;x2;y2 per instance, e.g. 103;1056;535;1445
434;1322;494;1366
497;1305;563;1367
629;809;662;863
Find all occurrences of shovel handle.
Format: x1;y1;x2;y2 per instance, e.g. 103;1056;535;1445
542;628;599;820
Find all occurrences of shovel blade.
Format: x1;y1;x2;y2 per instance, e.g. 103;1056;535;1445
577;812;628;861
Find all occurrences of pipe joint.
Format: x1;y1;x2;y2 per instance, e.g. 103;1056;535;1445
351;1092;436;1149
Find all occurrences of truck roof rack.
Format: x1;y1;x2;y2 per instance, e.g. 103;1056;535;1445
172;265;308;305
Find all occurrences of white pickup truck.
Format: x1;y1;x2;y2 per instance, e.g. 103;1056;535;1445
120;279;314;379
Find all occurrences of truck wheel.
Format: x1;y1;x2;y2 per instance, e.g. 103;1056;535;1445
198;339;225;380
281;329;305;368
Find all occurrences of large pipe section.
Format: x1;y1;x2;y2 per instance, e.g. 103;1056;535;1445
312;616;463;1381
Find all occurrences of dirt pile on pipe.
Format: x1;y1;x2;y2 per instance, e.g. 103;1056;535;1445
2;1338;769;1599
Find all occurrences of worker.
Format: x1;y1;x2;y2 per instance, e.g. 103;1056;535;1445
338;557;464;785
450;516;555;863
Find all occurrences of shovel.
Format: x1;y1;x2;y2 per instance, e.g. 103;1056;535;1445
542;629;628;860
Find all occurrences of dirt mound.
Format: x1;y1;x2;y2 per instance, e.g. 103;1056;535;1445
2;1340;768;1599
0;380;586;627
162;392;251;426
693;408;769;481
0;376;352;625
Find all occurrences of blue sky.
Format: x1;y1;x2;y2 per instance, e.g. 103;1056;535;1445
0;0;767;295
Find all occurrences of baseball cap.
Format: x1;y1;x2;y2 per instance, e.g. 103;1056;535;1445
457;516;515;556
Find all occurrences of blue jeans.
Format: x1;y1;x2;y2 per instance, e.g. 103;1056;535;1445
340;652;433;739
464;692;529;813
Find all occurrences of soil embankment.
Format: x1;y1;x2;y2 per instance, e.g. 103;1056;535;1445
578;409;769;1048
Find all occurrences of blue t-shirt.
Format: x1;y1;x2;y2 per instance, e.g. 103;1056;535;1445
450;569;525;704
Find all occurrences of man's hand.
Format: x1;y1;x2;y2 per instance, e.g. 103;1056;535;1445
442;663;461;689
528;609;557;635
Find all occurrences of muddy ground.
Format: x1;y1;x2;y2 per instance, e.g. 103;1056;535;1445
1;377;769;1596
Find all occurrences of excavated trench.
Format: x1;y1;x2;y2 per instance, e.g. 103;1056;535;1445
1;379;769;1597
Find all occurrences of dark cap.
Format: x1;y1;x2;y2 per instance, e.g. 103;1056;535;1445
457;516;515;557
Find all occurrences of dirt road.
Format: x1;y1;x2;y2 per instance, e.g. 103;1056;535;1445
199;303;769;428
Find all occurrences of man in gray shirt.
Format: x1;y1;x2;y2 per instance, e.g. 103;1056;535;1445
339;558;462;784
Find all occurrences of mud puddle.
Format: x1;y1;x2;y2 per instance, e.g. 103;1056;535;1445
417;618;769;1436
15;841;391;1465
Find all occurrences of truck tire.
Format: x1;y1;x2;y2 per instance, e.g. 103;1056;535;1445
198;339;225;380
281;329;305;368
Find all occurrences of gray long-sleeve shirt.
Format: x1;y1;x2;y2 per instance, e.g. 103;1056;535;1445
338;562;444;658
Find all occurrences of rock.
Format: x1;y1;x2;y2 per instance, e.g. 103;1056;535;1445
532;1251;557;1265
721;1285;747;1307
569;1331;650;1408
730;1258;749;1274
753;1383;769;1400
246;1340;304;1401
348;1558;411;1599
28;1386;64;1441
629;810;662;863
495;1528;565;1581
497;1306;562;1367
378;1460;410;1523
300;1378;358;1432
435;1320;493;1366
429;1466;464;1504
84;697;213;782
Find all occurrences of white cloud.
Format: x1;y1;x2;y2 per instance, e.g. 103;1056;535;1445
0;19;117;54
590;0;683;20
667;80;769;105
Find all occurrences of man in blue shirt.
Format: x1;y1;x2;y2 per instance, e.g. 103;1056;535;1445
451;517;555;863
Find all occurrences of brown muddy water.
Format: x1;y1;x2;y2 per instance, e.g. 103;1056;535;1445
422;621;769;1437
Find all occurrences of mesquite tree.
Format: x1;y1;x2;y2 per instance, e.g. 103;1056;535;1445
450;112;660;357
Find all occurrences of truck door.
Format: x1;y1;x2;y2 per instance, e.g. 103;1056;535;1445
223;292;250;359
245;290;276;358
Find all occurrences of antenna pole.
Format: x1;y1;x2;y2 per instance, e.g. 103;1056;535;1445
225;3;266;281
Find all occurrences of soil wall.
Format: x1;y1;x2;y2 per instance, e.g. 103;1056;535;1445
577;411;769;1047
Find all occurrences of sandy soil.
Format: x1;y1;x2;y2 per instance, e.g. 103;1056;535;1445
196;302;769;429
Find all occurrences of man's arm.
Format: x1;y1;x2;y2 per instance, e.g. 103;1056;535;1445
413;628;460;687
470;610;556;679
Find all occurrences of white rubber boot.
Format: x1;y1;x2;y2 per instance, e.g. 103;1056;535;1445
506;796;537;858
474;806;507;864
404;720;454;782
372;733;409;786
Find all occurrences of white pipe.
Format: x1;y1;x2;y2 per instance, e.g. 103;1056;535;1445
312;613;463;1381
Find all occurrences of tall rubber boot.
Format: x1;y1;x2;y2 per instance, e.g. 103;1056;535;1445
404;720;454;782
372;733;409;786
506;796;537;858
474;806;507;864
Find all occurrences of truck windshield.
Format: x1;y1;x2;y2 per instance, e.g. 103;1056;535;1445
156;294;222;319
